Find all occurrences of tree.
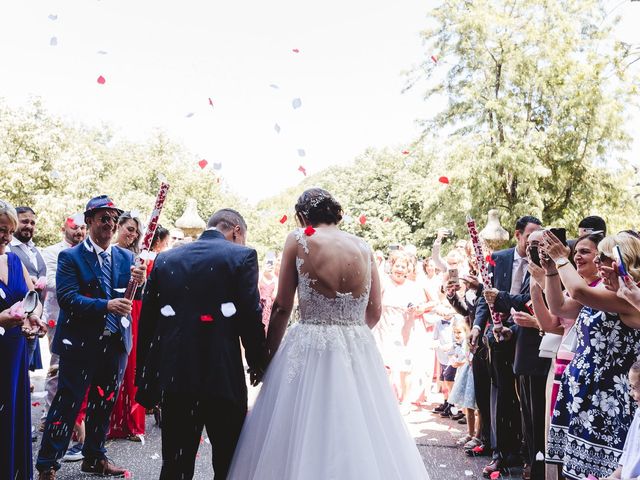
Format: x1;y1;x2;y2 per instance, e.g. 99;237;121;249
407;0;640;232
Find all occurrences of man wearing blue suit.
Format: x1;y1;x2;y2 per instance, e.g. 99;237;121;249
471;215;542;478
36;195;146;479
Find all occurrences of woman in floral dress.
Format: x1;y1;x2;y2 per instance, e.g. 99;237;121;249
543;232;640;479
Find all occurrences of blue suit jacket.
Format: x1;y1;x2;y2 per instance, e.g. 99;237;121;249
51;238;135;360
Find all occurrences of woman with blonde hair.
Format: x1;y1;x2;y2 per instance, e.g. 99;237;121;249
543;231;640;480
0;199;45;480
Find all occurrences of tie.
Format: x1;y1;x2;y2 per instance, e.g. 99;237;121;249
99;251;119;334
510;258;528;295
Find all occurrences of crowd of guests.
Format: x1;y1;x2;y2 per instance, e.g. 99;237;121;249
1;192;640;480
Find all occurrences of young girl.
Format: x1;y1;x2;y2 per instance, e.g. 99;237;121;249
601;360;640;480
447;318;480;448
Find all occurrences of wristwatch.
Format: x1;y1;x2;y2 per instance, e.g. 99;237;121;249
555;258;570;268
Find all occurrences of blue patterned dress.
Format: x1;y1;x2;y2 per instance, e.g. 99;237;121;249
547;306;640;479
0;252;32;480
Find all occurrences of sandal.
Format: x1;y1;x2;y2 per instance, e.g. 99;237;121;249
456;434;473;445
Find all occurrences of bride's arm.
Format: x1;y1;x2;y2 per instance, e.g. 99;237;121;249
266;233;298;360
366;252;382;328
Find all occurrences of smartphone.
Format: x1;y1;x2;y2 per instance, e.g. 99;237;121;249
549;228;567;246
529;245;541;267
612;245;629;277
447;268;459;284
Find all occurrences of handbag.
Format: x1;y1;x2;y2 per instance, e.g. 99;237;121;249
538;332;563;358
559;323;579;354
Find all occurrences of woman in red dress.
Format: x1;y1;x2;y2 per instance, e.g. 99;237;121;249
108;212;146;441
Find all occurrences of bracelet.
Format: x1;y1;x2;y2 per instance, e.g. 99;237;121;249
545;272;559;277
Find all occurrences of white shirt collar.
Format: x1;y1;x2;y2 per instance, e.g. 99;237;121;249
87;235;112;256
513;248;526;262
10;237;35;249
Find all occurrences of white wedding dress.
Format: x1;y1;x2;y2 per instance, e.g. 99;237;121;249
227;230;429;480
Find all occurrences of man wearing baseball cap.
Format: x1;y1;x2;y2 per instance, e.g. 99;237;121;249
36;195;146;479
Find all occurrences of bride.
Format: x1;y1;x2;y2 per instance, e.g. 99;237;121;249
227;188;429;479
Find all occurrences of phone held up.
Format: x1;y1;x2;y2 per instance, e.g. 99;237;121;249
612;244;629;277
548;227;567;246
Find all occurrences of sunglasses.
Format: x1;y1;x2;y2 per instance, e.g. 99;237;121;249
99;214;119;224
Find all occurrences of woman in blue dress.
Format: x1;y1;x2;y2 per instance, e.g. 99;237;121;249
0;200;44;480
543;232;640;479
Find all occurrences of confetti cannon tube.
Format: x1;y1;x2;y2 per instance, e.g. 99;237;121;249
465;215;503;330
124;182;170;301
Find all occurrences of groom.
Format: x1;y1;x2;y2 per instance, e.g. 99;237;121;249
136;208;267;480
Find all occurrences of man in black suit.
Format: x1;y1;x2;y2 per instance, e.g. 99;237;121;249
136;208;267;480
471;215;542;478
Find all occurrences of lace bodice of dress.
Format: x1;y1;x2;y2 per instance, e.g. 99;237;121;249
294;229;370;326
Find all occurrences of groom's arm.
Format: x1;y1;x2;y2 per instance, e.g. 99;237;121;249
234;249;267;373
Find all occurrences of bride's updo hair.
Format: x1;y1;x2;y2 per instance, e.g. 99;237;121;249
295;188;343;226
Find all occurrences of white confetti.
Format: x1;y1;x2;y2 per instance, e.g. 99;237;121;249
0;326;4;336
292;98;302;109
50;37;58;46
121;317;130;328
439;464;447;468
62;339;72;345
274;123;281;133
297;149;306;157
48;14;58;20
204;437;210;444
343;215;353;223
450;406;458;415
0;288;5;299
464;470;473;476
97;50;108;55
161;305;176;317
269;84;279;89
535;451;545;461
213;162;222;170
129;210;140;219
71;213;85;226
150;453;160;460
50;170;61;180
114;288;126;293
186;112;195;118
220;302;236;317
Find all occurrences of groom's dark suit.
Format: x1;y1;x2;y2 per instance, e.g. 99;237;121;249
136;229;267;479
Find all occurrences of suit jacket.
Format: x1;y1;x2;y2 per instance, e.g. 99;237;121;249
10;241;46;300
472;247;549;376
136;229;267;410
51;238;135;360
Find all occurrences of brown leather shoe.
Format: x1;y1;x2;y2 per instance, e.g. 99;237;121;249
38;468;56;480
81;457;127;477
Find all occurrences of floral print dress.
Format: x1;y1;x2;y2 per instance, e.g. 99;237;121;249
547;306;640;479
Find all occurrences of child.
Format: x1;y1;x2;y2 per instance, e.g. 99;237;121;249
601;360;640;480
432;310;456;416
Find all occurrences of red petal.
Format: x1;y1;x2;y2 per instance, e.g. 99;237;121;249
106;391;115;401
32;401;41;407
279;215;288;224
97;386;104;397
438;176;449;184
490;472;501;480
304;225;316;236
200;314;214;322
198;159;208;169
208;97;214;107
402;150;410;155
298;165;307;176
47;319;56;328
486;255;496;267
359;214;367;225
52;421;62;426
97;75;106;84
292;48;300;53
431;55;438;64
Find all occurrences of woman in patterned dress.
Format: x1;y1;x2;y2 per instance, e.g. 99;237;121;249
543;232;640;479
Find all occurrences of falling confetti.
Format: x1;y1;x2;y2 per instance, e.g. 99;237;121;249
298;165;307;176
97;386;104;397
279;215;288;224
150;453;160;460
431;55;438;63
47;320;56;328
97;50;108;55
0;288;5;299
486;255;496;267
198;159;208;169
490;471;501;480
297;149;306;157
292;98;302;109
450;407;458;415
50;170;61;180
269;84;280;89
62;338;72;345
343;215;353;223
438;176;450;184
121;317;130;328
160;305;176;317
97;75;106;85
213;162;222;170
186;112;195;118
114;288;126;293
464;471;473;477
32;402;41;407
48;14;58;20
402;150;410;155
304;225;316;236
274;123;281;133
200;314;214;322
535;451;544;461
292;48;300;53
130;210;140;219
359;214;367;226
50;37;58;47
221;302;236;317
106;391;115;401
52;421;62;426
208;97;214;107
0;327;5;336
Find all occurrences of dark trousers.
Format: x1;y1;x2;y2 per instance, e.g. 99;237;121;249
36;335;127;471
518;374;547;480
472;343;492;445
160;393;246;480
488;341;522;460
